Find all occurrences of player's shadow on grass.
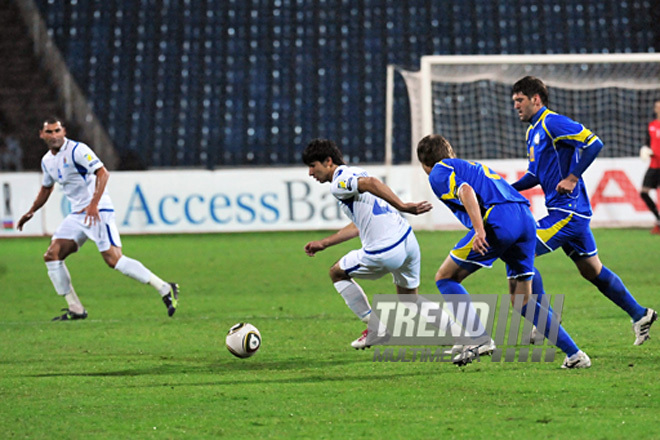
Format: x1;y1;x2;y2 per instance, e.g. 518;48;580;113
30;365;459;387
25;356;368;379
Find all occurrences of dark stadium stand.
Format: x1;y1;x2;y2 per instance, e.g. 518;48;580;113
3;0;658;169
0;0;66;168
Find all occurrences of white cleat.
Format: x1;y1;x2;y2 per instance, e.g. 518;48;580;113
350;329;390;350
561;350;591;369
351;329;369;349
443;344;465;356
632;308;657;346
452;339;496;366
528;325;545;345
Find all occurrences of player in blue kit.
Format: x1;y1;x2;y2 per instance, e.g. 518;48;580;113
17;117;179;320
511;76;657;346
417;134;590;368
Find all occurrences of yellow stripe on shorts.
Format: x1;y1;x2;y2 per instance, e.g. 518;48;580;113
451;235;477;261
451;206;494;261
537;213;573;244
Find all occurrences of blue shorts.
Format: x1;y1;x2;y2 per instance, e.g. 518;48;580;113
450;203;536;280
535;209;597;261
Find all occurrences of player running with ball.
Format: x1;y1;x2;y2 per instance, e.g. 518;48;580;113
302;138;433;349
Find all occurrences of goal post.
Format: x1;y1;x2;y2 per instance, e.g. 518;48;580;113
388;53;660;163
386;53;660;230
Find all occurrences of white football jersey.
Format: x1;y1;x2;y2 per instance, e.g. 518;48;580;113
41;138;113;212
330;165;411;252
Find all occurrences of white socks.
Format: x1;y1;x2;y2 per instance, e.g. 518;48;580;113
46;260;73;296
334;280;371;323
46;260;84;313
64;291;85;314
114;255;151;283
114;255;170;296
151;274;172;297
46;256;169;314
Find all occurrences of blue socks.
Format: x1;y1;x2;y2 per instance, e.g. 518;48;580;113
436;271;582;357
521;268;580;357
435;279;488;341
590;266;646;322
435;278;470;296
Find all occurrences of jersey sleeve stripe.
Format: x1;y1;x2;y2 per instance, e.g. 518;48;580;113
71;142;88;180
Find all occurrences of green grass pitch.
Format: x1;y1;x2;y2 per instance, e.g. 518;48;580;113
1;229;659;439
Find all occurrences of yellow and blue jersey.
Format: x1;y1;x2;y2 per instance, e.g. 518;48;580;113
521;107;602;217
428;158;535;279
428;158;529;229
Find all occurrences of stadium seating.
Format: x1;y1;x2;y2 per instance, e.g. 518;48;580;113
23;0;659;169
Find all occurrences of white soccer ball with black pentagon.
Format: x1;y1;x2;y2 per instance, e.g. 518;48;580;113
226;323;261;358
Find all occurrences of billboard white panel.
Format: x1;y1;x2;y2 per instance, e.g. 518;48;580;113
1;158;656;237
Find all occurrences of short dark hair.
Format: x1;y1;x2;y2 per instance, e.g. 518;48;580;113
302;138;345;166
41;116;64;128
417;134;455;166
512;76;549;106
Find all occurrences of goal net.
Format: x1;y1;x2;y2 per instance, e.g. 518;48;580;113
388;54;660;161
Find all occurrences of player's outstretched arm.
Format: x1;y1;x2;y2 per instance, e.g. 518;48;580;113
511;172;539;192
357;176;432;215
304;223;359;257
17;185;54;231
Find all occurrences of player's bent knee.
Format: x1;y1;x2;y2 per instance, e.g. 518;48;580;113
45;240;78;261
329;264;349;282
43;250;57;262
102;254;119;269
396;286;418;296
101;246;123;269
435;269;466;283
576;258;602;280
43;245;63;262
580;268;599;281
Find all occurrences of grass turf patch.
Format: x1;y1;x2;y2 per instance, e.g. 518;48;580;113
1;229;659;439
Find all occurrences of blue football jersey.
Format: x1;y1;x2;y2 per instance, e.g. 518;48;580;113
523;107;599;216
428;158;529;229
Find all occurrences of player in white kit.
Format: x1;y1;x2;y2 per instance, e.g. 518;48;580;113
17;117;179;320
302;139;433;348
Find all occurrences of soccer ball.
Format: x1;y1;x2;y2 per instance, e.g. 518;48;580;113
226;323;261;358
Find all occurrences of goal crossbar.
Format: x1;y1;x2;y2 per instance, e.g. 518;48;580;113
418;53;660;143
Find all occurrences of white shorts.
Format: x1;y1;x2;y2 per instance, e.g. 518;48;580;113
339;229;421;289
52;210;122;252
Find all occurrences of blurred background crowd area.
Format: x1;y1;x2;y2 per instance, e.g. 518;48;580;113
0;0;658;171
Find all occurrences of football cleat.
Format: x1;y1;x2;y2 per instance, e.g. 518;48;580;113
526;325;545;345
650;224;660;235
443;344;465;356
52;308;88;321
351;328;390;350
632;308;657;346
452;339;496;366
162;283;179;317
561;350;591;369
